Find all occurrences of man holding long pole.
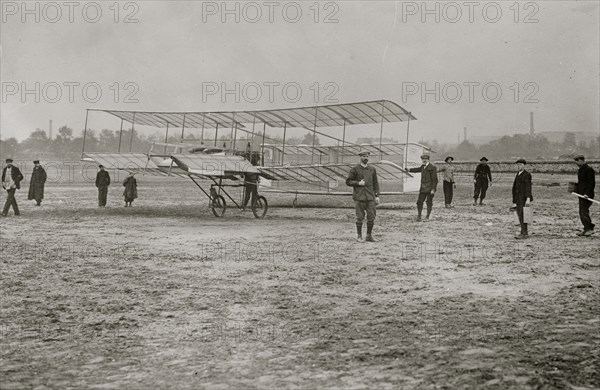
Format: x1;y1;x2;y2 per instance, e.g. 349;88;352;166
573;155;595;236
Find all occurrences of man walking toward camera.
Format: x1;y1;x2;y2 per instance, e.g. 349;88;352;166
473;157;492;205
512;159;533;239
346;151;380;242
408;154;438;222
574;155;595;236
2;158;24;217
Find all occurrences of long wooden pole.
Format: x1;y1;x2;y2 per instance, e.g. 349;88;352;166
81;109;89;157
379;101;386;161
261;122;266;166
404;114;411;169
341;120;346;163
129;112;136;152
281;122;287;165
164;122;169;154
311;107;318;164
117;118;124;153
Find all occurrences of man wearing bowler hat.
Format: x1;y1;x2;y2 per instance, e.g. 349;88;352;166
95;164;111;207
442;156;456;208
408;153;438;221
512;159;533;239
28;160;47;206
346;150;380;242
473;156;492;205
1;158;24;217
573;155;595;236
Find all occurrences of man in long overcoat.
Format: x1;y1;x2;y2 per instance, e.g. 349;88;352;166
95;165;111;207
28;160;47;206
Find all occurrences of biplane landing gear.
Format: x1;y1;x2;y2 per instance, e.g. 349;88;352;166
211;194;226;217
209;187;227;217
252;196;268;219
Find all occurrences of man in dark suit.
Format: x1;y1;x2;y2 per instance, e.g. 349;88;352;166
346;150;380;242
512;159;533;239
95;165;111;207
409;154;438;222
473;157;492;205
2;158;24;217
574;155;595;236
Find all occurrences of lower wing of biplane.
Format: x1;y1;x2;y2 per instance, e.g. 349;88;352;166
82;152;269;218
81;153;415;215
256;160;414;206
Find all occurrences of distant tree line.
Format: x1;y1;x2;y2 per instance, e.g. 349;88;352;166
422;133;600;161
1;126;597;162
0;126;324;161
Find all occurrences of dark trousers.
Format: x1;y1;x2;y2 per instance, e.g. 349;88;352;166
355;200;376;223
417;192;434;217
98;186;108;207
2;189;19;215
443;181;454;205
243;183;258;208
474;178;489;200
579;198;595;230
516;202;528;235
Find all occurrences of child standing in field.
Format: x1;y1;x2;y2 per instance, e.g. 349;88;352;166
123;172;138;207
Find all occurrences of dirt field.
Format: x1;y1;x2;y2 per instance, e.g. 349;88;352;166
1;172;598;389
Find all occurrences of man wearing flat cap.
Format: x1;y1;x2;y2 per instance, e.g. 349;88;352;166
442;156;456;208
573;155;595;236
1;158;24;217
473;157;492;205
95;164;111;207
408;153;438;221
346;150;380;242
28;160;47;206
512;159;533;239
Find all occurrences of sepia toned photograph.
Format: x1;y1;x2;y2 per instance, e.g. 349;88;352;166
1;1;598;389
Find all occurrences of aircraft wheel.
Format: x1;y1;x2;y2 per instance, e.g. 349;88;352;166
211;195;226;217
252;196;268;219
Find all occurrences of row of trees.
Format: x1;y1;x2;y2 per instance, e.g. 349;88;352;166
1;125;598;161
0;126;323;161
424;133;600;161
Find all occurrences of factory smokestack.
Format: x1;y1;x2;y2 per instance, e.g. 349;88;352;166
529;112;534;135
463;127;467;142
49;120;53;140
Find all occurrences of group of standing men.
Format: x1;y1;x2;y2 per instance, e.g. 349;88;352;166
1;159;137;215
346;152;596;241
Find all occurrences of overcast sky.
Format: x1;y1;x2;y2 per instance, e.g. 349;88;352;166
1;0;599;144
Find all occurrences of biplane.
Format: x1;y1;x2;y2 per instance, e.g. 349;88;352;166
81;100;423;217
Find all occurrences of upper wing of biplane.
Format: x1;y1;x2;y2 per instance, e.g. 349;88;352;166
257;160;412;183
89;100;416;130
262;142;434;157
